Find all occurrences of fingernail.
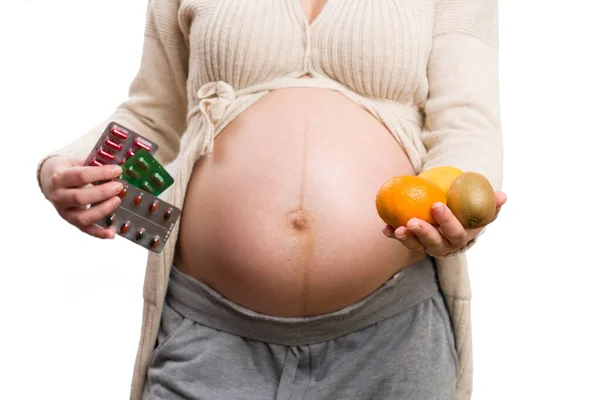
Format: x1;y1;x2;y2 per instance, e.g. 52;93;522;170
395;234;407;241
432;203;444;216
112;165;123;174
407;222;420;232
112;182;124;191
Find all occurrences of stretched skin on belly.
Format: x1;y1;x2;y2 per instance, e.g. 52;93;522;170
176;87;424;317
285;93;314;314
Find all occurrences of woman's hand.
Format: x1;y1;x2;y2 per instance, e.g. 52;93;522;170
40;155;125;239
382;191;507;257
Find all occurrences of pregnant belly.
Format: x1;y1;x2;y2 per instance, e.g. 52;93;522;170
175;88;426;317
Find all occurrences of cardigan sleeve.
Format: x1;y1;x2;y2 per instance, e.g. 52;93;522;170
36;0;189;188
421;0;503;191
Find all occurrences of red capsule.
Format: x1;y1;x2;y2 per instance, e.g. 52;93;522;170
133;193;143;206
127;148;136;158
97;148;115;161
148;200;159;214
135;228;145;241
118;187;128;198
110;126;129;140
120;158;126;165
149;235;160;249
104;138;123;151
134;138;152;152
120;222;130;234
90;157;103;166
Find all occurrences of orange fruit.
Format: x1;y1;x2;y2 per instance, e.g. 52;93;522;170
375;175;446;228
418;166;463;196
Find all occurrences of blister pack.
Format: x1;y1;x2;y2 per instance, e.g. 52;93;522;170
95;179;181;253
83;122;158;167
120;149;174;196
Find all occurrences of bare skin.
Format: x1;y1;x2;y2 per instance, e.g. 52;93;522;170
298;0;329;24
175;87;426;317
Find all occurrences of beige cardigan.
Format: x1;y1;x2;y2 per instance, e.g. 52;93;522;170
36;1;503;398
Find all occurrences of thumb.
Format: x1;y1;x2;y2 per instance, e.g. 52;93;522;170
71;156;87;167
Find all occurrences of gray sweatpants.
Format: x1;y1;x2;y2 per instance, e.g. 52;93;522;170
142;257;457;400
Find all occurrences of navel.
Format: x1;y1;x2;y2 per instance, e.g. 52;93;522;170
288;208;310;231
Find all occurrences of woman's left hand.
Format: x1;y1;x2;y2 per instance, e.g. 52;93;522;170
382;191;507;257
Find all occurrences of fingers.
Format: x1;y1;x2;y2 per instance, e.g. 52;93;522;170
492;191;507;221
52;164;123;189
382;191;508;256
382;225;395;237
431;202;470;247
52;181;124;210
61;196;121;230
405;218;450;252
495;191;507;207
382;225;425;252
80;224;116;239
395;226;426;252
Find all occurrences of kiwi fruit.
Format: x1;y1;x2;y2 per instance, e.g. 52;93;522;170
446;172;496;229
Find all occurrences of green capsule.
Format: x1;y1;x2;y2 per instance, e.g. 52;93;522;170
150;173;165;188
125;166;140;180
141;181;154;193
135;157;150;171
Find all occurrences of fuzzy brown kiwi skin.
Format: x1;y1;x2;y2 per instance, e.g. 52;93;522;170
447;172;496;230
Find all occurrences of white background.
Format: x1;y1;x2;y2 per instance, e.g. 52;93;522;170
1;0;599;399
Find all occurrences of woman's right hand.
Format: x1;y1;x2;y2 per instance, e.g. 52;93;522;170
40;155;125;239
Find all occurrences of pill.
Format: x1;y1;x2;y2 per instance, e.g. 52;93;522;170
120;222;130;234
135;157;150;171
135;228;145;241
105;214;116;227
163;208;173;221
120;158;127;165
127;148;136;158
111;126;129;140
104;138;123;151
150;173;165;188
133;193;143;206
149;200;159;214
141;181;154;193
119;187;128;198
97;148;115;161
91;157;104;166
125;166;140;180
134;138;152;152
149;236;160;249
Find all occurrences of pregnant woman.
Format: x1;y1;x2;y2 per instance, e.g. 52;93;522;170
37;1;505;399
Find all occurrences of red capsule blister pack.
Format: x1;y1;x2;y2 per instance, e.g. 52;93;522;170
95;179;181;253
83;122;158;167
84;122;180;253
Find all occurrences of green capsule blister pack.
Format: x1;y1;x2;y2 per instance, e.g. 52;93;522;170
120;149;174;196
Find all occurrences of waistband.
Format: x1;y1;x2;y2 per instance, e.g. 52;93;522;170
166;257;439;346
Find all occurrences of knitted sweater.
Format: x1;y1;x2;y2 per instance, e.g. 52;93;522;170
36;1;503;399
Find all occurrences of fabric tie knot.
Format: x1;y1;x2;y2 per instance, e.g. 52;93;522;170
197;81;236;122
188;81;237;157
